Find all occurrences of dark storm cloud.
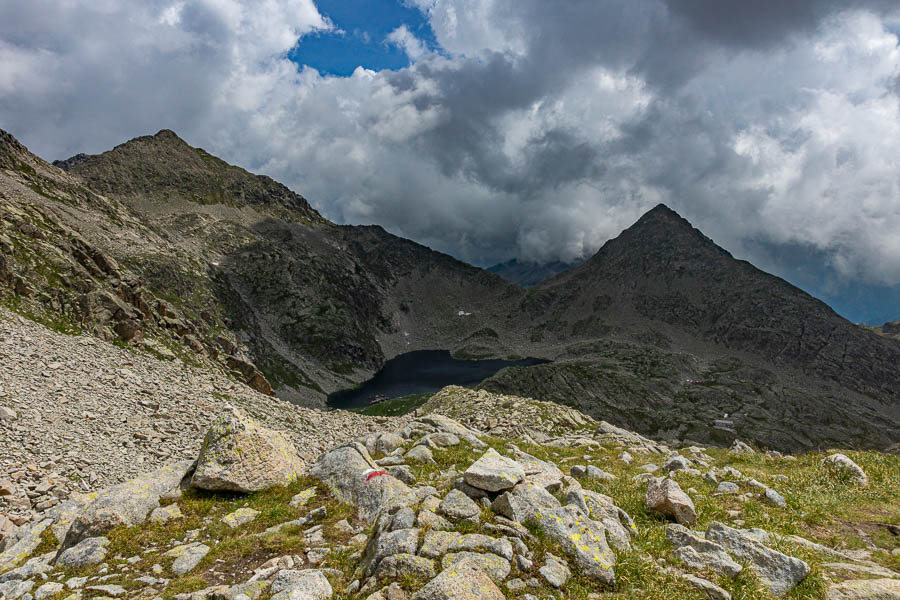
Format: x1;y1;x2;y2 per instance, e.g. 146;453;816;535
2;1;900;322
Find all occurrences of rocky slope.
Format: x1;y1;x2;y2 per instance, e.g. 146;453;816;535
1;357;897;600
869;321;900;341
3;128;900;451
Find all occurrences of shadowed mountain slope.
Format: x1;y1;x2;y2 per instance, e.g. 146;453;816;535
3;128;898;451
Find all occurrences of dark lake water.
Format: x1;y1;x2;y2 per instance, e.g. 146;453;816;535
327;349;548;410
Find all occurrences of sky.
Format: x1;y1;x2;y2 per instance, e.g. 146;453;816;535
1;0;899;324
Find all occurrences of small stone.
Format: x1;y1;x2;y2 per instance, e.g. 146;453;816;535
289;488;317;508
164;542;210;575
764;488;786;507
717;482;739;494
149;504;183;524
56;536;110;567
406;445;435;464
681;574;732;600
729;440;755;455
441;552;511;582
539;554;571;588
223;507;260;528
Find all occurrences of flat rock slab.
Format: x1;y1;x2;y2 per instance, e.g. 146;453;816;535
411;559;505;600
441;552;511;582
269;569;333;600
61;460;193;551
165;542;210;575
55;536;109;568
463;448;525;492
419;531;513;561
223;507;260;529
533;504;616;586
666;524;742;577
192;407;304;493
825;578;900;599
706;521;809;596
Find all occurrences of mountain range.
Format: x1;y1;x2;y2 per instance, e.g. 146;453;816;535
1;127;898;452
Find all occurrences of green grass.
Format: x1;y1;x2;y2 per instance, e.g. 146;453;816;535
351;393;432;417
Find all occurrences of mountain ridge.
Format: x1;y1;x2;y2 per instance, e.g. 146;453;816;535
3;127;898;451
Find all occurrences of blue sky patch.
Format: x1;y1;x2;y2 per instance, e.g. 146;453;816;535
290;0;439;76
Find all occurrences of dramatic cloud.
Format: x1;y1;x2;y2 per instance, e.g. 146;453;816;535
2;0;899;321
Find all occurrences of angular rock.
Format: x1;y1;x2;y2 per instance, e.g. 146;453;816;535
165;542;210;575
0;518;52;572
491;482;560;524
729;440;755;455
406;445;435;464
717;482;739;494
511;448;563;492
55;536;109;568
441;552;510;582
463;449;525;492
666;524;742;577
376;433;405;456
533;504;615;585
192;407;303;492
663;455;692;473
269;569;333;600
410;559;505;600
764;488;786;508
681;574;732;600
566;489;635;550
706;522;809;596
822;454;868;487
646;477;697;525
34;581;64;599
367;528;420;575
438;490;481;523
310;442;414;523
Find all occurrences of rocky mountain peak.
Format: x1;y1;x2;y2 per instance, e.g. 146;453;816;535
55;129;327;224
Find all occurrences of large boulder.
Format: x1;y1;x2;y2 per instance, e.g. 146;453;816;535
706;522;809;596
309;442;414;523
60;460;194;552
410;559;505;600
463;448;525;492
533;504;616;585
646;477;697;525
191;407;303;492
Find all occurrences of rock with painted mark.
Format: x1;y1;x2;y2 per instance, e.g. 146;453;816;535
310;442;414;523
